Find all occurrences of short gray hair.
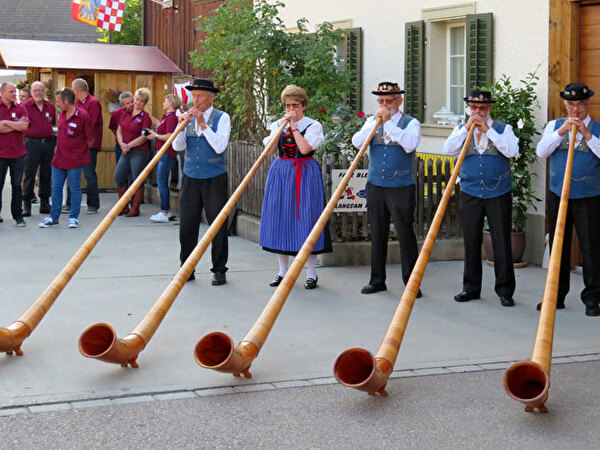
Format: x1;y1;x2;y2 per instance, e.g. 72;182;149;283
119;91;133;103
72;78;89;92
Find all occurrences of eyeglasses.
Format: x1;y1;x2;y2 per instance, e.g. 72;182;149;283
377;98;397;105
565;101;588;109
32;89;45;93
284;103;302;109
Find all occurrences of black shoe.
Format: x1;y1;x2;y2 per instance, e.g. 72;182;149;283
585;304;600;317
305;277;318;290
15;217;26;227
31;194;39;204
212;272;226;286
536;301;565;311
23;199;31;217
269;275;283;287
453;291;480;302
361;283;387;294
0;216;3;223
186;272;195;282
500;296;515;307
39;199;50;214
62;205;71;215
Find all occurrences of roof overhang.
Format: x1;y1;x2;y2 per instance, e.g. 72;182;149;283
0;38;182;74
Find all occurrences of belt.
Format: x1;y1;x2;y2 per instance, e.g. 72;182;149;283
26;137;55;144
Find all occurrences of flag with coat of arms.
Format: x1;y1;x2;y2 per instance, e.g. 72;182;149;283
71;0;126;31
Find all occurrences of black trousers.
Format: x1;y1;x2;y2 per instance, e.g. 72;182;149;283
367;182;418;286
179;173;229;274
460;191;515;298
24;138;55;201
548;192;600;307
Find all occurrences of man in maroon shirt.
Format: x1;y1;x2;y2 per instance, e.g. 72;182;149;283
39;88;94;229
22;81;56;216
0;82;29;227
108;91;133;164
67;78;102;214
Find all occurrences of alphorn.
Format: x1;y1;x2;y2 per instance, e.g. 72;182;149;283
78;120;290;367
0;120;188;356
194;118;383;378
333;124;476;395
503;124;578;413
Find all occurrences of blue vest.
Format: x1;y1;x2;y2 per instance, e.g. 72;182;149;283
550;118;600;199
459;121;512;198
183;109;227;179
368;114;416;188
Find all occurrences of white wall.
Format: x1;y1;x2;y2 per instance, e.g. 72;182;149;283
274;0;550;263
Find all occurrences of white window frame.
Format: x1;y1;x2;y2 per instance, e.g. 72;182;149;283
446;22;466;119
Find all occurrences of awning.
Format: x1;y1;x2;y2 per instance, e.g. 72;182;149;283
0;38;182;74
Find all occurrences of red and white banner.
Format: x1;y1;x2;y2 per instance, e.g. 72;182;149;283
173;83;190;105
71;0;126;32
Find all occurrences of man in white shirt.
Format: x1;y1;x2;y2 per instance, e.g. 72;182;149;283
173;79;231;285
443;89;519;307
536;82;600;316
352;82;421;296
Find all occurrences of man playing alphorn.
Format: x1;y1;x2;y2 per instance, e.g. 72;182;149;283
352;82;421;296
443;89;519;307
536;82;600;317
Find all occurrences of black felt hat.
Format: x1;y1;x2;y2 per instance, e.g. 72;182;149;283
560;82;594;101
464;89;496;104
371;81;405;95
185;79;220;94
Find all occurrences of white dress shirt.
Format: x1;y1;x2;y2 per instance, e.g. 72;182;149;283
352;111;420;152
172;105;231;154
443;118;519;158
536;115;600;159
262;117;324;150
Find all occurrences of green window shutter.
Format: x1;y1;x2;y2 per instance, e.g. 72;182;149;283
404;20;425;122
466;13;493;92
343;27;362;113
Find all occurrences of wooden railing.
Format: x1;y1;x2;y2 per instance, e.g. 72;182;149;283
227;141;462;241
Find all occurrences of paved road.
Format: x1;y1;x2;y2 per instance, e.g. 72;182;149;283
1;190;599;448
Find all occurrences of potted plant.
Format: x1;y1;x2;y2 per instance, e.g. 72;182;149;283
106;88;121;112
481;73;541;265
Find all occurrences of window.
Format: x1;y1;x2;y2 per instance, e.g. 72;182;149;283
404;8;493;125
447;24;466;118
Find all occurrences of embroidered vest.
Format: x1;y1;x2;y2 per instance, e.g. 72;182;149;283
550;118;600;199
459;121;512;198
183;109;226;179
368;114;416;188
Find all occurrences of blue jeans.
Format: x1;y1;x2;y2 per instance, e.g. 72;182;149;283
0;156;25;220
114;149;150;189
51;166;83;221
115;143;122;164
67;148;99;209
157;154;176;211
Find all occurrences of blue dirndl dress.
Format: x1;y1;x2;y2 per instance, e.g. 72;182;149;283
259;121;332;255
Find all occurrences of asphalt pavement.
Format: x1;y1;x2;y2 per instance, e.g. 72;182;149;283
1;190;599;449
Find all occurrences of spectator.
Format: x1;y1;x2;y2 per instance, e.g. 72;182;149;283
39;88;94;229
114;87;152;217
147;94;181;223
108;91;133;163
18;87;31;104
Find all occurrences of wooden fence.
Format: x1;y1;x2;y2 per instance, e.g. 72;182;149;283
227;141;462;241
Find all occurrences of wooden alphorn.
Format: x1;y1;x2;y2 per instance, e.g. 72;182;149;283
0;119;187;356
78;120;289;367
194;118;383;378
503;124;578;413
333;124;476;395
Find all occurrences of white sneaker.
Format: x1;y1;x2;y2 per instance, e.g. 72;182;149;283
68;218;79;228
39;217;59;228
167;211;175;219
150;212;169;223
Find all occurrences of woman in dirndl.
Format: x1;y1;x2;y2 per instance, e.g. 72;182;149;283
259;85;332;289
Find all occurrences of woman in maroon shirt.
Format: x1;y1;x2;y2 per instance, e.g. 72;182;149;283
114;87;152;217
147;94;182;223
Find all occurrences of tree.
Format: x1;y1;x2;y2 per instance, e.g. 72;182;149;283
190;0;353;143
98;0;142;45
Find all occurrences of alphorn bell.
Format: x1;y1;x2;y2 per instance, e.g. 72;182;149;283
78;120;290;367
0;120;187;356
333;124;477;395
503;124;578;413
194;118;383;378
